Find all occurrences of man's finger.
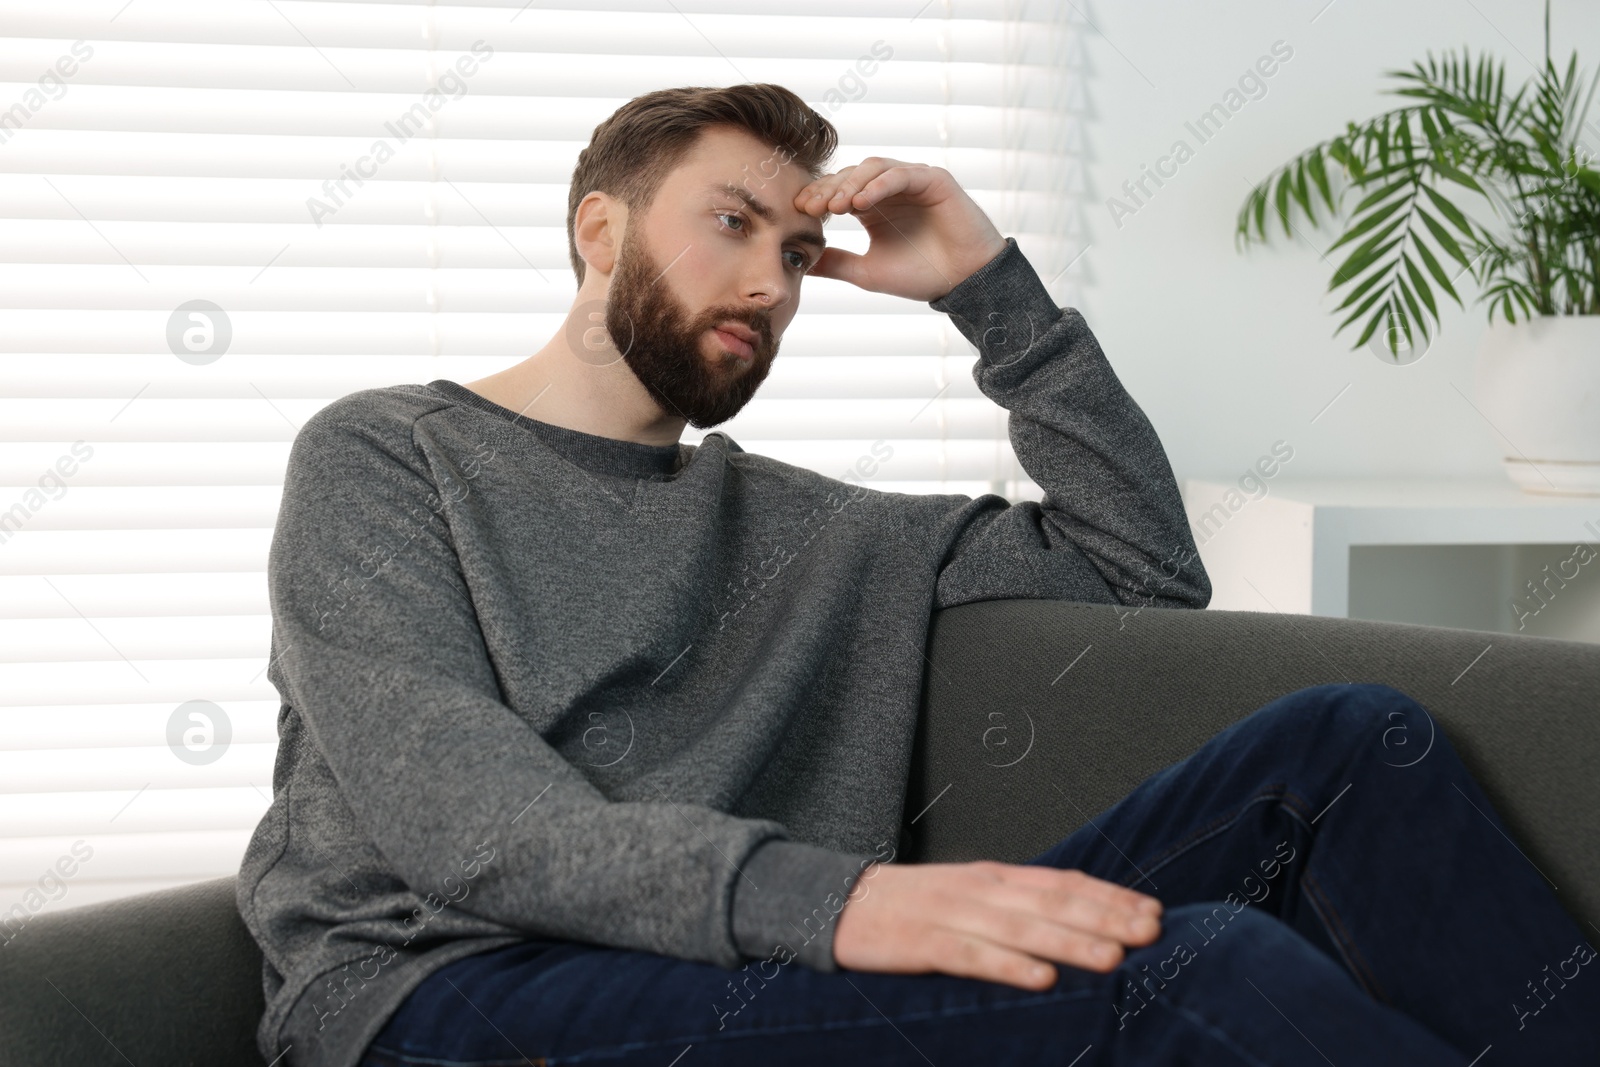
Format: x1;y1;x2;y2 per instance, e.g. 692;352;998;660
805;245;868;288
921;925;1072;989
988;862;1162;915
975;875;1160;948
941;900;1128;977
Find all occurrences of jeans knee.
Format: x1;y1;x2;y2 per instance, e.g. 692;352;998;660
1268;682;1423;733
1347;681;1423;710
1262;682;1437;771
1163;899;1284;947
1281;681;1414;711
1115;902;1309;1001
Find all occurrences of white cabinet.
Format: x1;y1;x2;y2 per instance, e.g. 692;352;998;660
1181;478;1600;644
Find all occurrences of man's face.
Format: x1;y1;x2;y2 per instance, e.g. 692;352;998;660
601;126;826;429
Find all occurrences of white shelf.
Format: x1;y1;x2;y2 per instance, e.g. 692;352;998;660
1181;478;1600;642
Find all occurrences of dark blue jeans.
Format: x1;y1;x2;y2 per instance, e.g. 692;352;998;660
356;683;1599;1065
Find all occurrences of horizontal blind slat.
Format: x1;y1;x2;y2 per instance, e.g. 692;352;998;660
2;2;1030;55
0;616;272;663
0;438;1019;492
0;528;277;570
0;573;269;617
0;356;988;402
0;746;276;794
0;309;1056;358
0;657;282;706
0;828;260;887
0;385;1011;434
0;785;273;836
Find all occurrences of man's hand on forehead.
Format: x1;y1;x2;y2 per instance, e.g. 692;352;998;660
794;157;1008;303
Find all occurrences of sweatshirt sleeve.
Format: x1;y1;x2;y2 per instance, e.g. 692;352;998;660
266;403;877;974
925;236;1211;612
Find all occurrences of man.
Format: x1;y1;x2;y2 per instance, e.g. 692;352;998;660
238;84;1597;1067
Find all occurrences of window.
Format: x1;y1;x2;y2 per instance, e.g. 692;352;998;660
0;0;1080;911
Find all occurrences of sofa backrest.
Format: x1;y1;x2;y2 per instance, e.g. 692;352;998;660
902;600;1600;939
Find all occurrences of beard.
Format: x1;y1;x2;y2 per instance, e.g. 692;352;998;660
602;225;777;429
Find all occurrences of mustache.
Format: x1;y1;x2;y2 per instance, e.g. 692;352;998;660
706;312;770;339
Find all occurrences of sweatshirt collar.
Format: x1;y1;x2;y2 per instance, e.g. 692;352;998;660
425;379;686;480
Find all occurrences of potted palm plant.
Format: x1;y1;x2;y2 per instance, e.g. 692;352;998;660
1236;0;1600;494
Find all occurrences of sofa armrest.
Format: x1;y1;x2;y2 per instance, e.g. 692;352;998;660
903;599;1600;934
0;874;267;1067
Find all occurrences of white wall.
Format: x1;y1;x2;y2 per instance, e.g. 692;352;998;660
1065;0;1600;484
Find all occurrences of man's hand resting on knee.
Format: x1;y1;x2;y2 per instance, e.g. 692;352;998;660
832;861;1164;990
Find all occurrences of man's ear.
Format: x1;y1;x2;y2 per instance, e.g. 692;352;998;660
574;191;625;278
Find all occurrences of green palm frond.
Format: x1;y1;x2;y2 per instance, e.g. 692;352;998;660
1236;0;1600;356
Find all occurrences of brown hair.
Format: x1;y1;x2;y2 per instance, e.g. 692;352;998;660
566;83;838;286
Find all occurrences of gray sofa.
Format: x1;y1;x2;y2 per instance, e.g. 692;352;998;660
4;599;1597;1066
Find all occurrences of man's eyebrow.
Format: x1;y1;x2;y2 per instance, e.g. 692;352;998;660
705;180;827;251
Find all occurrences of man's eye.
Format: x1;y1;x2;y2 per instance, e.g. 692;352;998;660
717;212;810;272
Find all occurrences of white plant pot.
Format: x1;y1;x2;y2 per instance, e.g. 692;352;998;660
1471;314;1600;496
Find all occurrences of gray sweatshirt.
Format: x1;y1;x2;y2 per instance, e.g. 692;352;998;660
236;235;1211;1067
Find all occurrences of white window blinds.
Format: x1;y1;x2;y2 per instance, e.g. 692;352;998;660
0;0;1080;914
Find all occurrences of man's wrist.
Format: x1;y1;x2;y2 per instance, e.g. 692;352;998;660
938;236;1011;301
940;236;1004;295
927;236;1062;372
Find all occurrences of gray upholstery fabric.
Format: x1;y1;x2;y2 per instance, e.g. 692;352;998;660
0;871;267;1066
901;600;1600;940
3;600;1596;1066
